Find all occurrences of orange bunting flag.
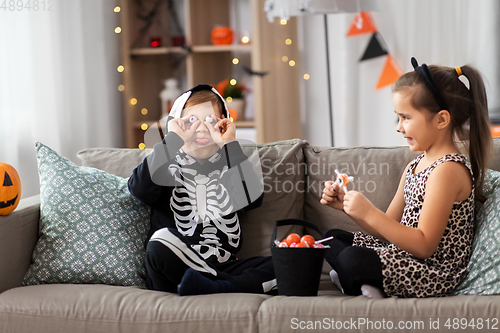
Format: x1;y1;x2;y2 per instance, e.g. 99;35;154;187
376;55;404;90
347;12;377;37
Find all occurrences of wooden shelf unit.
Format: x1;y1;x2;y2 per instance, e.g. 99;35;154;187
119;0;302;148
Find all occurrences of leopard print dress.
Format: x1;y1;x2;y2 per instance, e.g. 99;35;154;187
352;153;474;298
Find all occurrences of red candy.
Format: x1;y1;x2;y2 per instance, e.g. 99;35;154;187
284;233;301;246
280;233;318;249
300;235;315;248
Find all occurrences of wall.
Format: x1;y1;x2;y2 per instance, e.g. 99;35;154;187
298;0;500;147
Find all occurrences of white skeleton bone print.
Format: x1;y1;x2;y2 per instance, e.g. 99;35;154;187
169;155;241;263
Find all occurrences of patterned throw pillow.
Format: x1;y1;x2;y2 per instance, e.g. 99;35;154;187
23;142;150;287
454;170;500;295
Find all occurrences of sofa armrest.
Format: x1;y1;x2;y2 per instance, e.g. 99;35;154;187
0;195;40;293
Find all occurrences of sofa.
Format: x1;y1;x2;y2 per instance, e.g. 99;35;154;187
2;138;500;333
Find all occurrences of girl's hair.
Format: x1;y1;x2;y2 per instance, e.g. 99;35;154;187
183;90;224;117
393;64;492;202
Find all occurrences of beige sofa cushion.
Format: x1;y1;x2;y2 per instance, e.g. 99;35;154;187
258;293;500;333
230;139;308;258
77;148;153;178
0;284;269;333
303;145;419;233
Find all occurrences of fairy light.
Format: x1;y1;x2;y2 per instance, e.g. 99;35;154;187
114;6;121;13
130;98;137;105
115;27;122;34
303;74;310;80
138;143;145;149
141;108;148;115
230;79;237;85
241;36;250;44
289;60;296;67
118;84;125;92
226;96;233;103
141;123;148;131
280;19;288;25
232;58;239;65
117;65;124;73
282;56;288;62
285;39;292;45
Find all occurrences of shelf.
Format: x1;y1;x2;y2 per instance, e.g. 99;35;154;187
129;44;251;56
120;0;301;147
130;46;187;56
191;44;252;53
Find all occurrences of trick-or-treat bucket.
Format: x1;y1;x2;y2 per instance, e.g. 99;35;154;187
270;219;326;296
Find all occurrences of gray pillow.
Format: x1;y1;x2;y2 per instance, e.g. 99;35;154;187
454;170;500;295
23;142;150;287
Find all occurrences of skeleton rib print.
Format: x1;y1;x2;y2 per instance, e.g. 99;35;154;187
169;163;241;263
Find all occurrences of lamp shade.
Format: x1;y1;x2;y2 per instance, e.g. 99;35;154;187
264;0;379;21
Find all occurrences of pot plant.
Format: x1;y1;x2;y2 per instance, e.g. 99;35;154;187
215;79;250;121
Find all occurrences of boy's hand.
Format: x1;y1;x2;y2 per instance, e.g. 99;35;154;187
167;115;200;143
320;181;345;210
206;115;236;147
343;191;375;221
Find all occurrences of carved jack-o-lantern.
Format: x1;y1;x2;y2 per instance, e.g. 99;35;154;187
0;163;21;215
211;26;233;45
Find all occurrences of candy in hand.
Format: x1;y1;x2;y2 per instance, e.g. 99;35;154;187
333;169;354;193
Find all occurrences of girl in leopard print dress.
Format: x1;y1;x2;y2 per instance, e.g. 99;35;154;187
321;58;492;298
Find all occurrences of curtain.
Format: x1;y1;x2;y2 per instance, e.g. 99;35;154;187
299;0;500;147
0;0;123;198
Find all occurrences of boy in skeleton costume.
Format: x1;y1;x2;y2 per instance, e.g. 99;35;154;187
128;84;276;295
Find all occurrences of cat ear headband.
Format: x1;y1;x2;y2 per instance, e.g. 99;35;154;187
411;57;449;111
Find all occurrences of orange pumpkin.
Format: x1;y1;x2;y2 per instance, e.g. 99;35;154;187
211;26;233;45
0;163;21;215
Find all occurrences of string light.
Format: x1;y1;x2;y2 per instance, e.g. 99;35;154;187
280;19;288;25
130;98;138;105
141;108;148;115
230;79;237;85
289;60;296;67
115;27;122;34
118;84;125;92
141;123;148;131
114;6;121;13
232;58;239;65
241;36;250;44
138;143;145;149
282;56;288;62
117;65;124;72
285;39;292;45
226;97;233;103
303;74;310;80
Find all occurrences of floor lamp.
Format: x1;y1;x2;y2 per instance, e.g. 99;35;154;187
264;0;379;146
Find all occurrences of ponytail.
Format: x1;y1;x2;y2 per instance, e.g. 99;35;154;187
460;66;492;203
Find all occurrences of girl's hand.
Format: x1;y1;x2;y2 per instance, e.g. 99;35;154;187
167;115;200;143
320;181;345;210
206;115;236;147
343;191;376;221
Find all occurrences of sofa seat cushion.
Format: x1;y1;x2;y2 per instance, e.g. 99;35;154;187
0;284;270;333
257;294;500;333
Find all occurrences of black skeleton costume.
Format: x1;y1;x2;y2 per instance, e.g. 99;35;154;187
128;84;276;294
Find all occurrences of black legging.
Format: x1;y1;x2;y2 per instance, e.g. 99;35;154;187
324;229;385;296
